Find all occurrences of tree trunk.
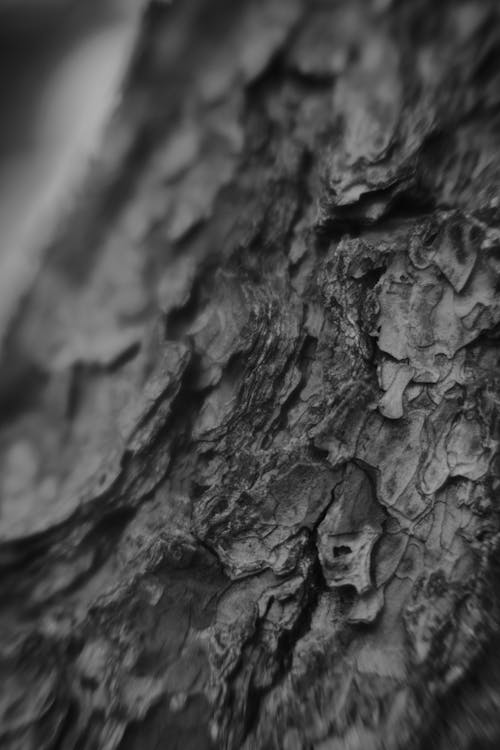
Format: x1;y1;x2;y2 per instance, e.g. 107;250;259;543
1;1;500;749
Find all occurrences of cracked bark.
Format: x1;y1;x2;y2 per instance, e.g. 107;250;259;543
1;1;500;749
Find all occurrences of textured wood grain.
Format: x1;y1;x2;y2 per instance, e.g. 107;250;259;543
0;1;499;748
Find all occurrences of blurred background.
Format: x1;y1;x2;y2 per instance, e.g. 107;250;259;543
0;0;141;326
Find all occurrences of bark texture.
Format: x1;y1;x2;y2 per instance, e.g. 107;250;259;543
1;1;500;749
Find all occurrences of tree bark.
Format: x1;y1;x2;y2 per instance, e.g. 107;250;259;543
1;1;500;749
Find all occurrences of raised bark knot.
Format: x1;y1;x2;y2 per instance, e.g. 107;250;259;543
316;463;386;622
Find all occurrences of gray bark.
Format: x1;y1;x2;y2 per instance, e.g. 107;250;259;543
1;1;500;749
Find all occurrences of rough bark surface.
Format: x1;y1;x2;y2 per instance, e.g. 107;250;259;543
1;1;500;749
